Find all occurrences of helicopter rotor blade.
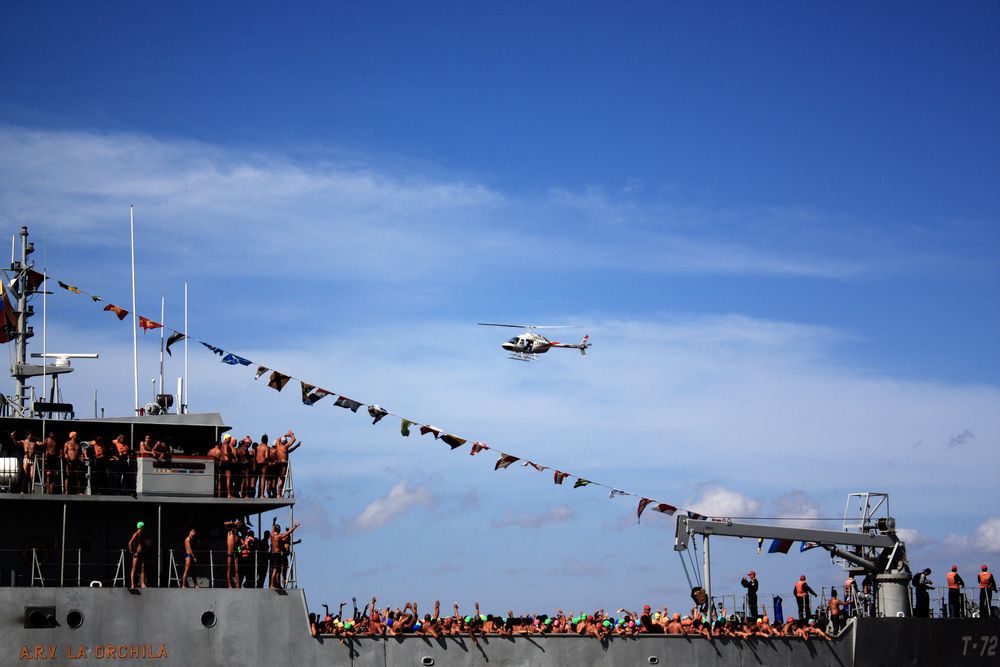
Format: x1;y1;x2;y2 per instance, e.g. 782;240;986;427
477;323;582;330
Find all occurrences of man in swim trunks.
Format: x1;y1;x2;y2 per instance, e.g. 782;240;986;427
128;521;147;589
254;435;270;499
274;430;300;498
224;519;244;588
63;431;85;495
269;521;300;589
182;528;198;588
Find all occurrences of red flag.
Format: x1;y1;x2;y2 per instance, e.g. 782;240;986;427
25;270;46;292
104;303;129;320
653;503;677;516
553;470;570;485
523;461;548;472
470;442;489;456
138;316;163;333
0;282;16;344
637;498;653;524
419;425;442;438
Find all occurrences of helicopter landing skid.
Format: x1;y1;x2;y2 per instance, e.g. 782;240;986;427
507;352;535;362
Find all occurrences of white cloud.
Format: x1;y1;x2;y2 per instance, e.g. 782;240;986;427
973;517;1000;553
343;481;433;533
686;484;761;517
771;490;826;528
0;125;882;285
896;528;934;549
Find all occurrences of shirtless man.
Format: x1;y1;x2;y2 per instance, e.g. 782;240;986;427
128;522;147;589
274;431;300;498
150;439;169;461
236;437;253;498
112;434;131;493
139;434;154;458
62;431;85;495
43;432;61;495
87;436;110;495
181;528;198;588
224;519;244;588
13;432;37;493
269;521;300;589
219;435;236;498
666;613;684;635
255;435;270;499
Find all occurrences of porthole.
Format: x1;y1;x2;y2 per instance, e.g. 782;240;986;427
201;611;217;628
66;610;84;629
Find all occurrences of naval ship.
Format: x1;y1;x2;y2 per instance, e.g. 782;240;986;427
0;226;997;666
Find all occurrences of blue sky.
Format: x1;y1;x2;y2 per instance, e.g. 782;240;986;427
2;1;999;614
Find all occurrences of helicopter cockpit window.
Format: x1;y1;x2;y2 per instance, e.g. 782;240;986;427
508;337;519;344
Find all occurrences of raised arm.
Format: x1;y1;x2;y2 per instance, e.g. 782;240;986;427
284;521;301;539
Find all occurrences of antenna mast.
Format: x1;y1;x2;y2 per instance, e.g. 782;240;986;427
12;226;34;414
130;205;139;414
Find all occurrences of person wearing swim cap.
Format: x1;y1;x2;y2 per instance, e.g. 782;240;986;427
128;521;147;589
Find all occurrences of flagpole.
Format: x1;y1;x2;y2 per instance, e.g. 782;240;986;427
130;205;139;415
158;293;165;397
183;281;188;413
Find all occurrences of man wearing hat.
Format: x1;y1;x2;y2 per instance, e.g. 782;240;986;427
947;565;965;618
128;521;147;589
741;570;760;620
979;564;997;618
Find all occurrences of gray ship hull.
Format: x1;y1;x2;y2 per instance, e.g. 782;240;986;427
4;588;998;666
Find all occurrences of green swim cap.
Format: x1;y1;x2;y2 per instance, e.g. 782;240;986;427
464;616;472;623
602;620;611;627
480;614;487;622
136;521;145;529
544;618;553;625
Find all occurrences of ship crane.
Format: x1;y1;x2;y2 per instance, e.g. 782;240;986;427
675;492;912;618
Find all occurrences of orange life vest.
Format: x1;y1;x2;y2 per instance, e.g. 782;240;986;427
980;572;992;588
947;572;960;589
795;581;807;597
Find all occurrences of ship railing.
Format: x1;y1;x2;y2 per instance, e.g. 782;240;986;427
933;586;998;619
1;453;296;500
2;547;85;587
6;546;298;590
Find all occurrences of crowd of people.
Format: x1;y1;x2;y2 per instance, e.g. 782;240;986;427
307;599;834;642
4;428;301;498
207;431;300;498
308;565;998;641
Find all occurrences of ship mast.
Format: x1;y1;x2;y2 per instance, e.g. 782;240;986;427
12;226;35;414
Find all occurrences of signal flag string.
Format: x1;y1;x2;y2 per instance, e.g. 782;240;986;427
23;268;710;525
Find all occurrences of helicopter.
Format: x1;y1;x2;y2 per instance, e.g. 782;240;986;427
477;323;591;361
